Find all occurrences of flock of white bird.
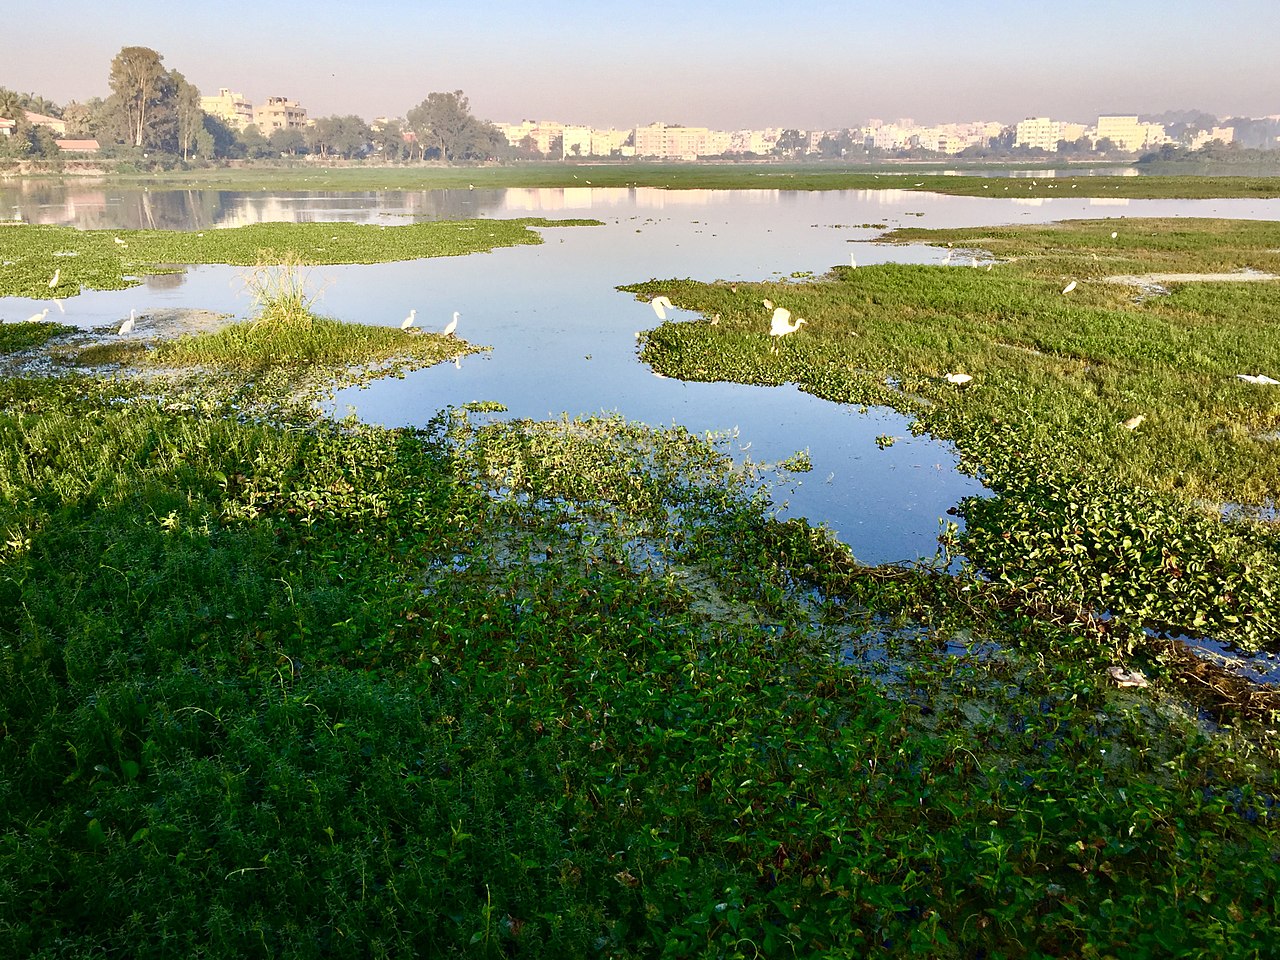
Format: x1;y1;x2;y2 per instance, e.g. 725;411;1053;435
401;309;460;337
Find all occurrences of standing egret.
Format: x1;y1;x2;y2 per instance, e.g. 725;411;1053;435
119;309;136;335
401;309;416;330
1110;231;1118;239
26;308;49;323
48;267;60;288
769;307;806;337
650;296;673;320
1062;280;1078;294
762;298;775;310
1121;415;1145;431
850;254;856;268
442;312;460;337
113;236;127;247
944;373;973;386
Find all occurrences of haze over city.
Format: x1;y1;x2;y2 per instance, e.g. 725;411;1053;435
7;0;1279;129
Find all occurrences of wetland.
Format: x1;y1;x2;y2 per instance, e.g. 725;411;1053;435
3;176;1280;957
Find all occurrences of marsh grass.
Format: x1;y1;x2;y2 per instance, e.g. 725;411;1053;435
626;218;1280;654
0;217;601;300
0;320;76;354
83;162;1280;199
2;378;1279;958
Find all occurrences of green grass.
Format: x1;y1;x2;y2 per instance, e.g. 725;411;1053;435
3;212;1280;957
13;162;1280;198
0;217;601;300
2;376;1278;958
0;319;76;354
625;218;1280;653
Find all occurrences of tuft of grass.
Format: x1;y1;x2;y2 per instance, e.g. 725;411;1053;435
0;320;76;354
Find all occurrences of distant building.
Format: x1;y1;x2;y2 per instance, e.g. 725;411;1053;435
1014;117;1061;152
0;117;14;137
55;139;99;153
253;97;308;133
200;89;255;130
23;111;67;136
561;124;592;158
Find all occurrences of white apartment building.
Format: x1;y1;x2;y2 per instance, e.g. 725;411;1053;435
561;125;592;158
1014;117;1062;152
1094;115;1168;151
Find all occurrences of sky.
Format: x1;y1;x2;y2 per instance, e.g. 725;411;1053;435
8;0;1279;129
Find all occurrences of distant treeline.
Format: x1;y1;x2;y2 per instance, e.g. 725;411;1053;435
1137;141;1280;176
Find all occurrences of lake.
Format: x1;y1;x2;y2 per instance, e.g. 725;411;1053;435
5;184;1279;565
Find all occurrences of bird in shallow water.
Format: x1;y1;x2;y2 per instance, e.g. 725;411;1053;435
26;308;49;323
119;309;136;335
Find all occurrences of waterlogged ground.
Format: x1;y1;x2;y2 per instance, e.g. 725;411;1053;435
3;183;1280;957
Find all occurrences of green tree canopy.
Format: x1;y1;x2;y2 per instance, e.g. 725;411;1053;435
108;46;170;148
406;90;503;162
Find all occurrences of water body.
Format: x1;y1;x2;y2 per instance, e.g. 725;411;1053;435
5;186;1279;565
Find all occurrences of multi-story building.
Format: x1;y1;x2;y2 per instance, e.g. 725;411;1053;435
1014;117;1061;152
253;97;308;133
561;124;592;158
1094;115;1145;151
200;89;254;130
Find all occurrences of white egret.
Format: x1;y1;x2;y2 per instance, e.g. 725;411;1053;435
1121;415;1145;431
48;268;60;288
710;314;720;325
1110;231;1118;239
762;298;775;310
1062;280;1078;294
442;311;460;337
401;309;416;330
113;236;127;247
26;308;49;323
850;254;856;268
769;308;806;337
1237;374;1280;385
944;373;973;386
119;310;136;335
650;296;673;320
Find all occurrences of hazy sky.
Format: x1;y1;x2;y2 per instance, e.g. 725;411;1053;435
8;1;1278;128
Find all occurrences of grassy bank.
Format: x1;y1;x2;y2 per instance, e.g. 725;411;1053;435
3;215;1280;957
2;371;1278;957
0;217;600;300
627;218;1280;654
7;162;1280;199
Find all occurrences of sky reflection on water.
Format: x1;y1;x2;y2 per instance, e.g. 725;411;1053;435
6;186;1279;564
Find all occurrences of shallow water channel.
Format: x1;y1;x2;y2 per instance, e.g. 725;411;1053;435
6;185;1280;566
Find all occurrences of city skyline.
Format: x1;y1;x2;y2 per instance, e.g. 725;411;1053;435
7;0;1279;129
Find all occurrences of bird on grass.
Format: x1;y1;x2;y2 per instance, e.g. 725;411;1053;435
48;268;60;288
650;296;673;320
762;298;775;310
26;308;49;323
850;254;857;268
769;307;806;337
401;309;416;330
1237;374;1280;385
1121;415;1145;430
119;309;136;335
944;373;973;386
113;236;127;248
442;311;459;337
1062;280;1078;294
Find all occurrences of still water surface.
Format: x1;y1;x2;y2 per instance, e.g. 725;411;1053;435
6;186;1279;564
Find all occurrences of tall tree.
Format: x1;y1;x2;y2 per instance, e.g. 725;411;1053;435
407;90;489;163
171;71;203;161
108;46;168;147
